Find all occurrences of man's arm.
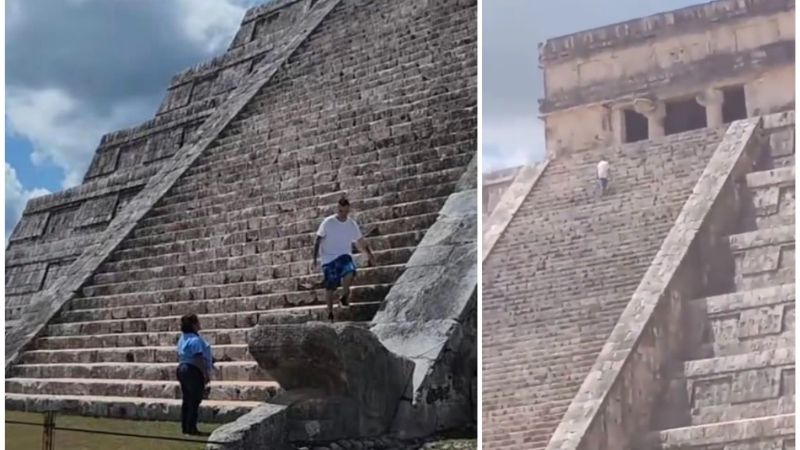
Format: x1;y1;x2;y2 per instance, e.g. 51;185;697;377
355;237;375;266
313;236;321;266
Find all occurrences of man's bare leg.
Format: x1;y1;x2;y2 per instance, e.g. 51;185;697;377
326;289;336;322
340;273;354;306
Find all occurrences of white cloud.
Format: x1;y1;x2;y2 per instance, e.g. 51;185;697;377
6;0;265;192
482;115;547;173
6;0;24;30
6;87;155;188
177;0;249;53
5;163;50;240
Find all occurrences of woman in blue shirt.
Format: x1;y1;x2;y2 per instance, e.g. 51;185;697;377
176;314;214;435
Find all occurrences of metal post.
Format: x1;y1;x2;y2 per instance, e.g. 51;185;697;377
42;411;55;450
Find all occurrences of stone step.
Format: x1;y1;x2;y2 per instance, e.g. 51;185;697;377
59;284;391;321
680;348;793;418
87;246;410;291
508;181;699;216
145;156;463;218
691;284;794;357
19;344;252;365
9;361;270;382
131;181;458;244
133;191;451;242
35;320;372;351
729;225;795;250
746;166;795;189
745;167;794;229
79;263;405;297
35;328;252;350
46;302;381;336
689;396;794;426
729;226;794;291
6;378;279;402
152;180;458;230
177;135;469;187
104;228;423;271
646;414;794;449
116;212;439;257
700;335;794;357
763;117;795;168
5;393;260;423
165;150;469;207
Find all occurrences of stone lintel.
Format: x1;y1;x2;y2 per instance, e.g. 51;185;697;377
539;0;793;63
540;40;794;114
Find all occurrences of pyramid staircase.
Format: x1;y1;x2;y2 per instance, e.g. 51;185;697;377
482;125;728;449
6;0;477;426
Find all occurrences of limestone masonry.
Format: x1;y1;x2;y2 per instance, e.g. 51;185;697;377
483;0;794;449
5;0;477;448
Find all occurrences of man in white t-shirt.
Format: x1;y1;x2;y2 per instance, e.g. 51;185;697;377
312;198;375;322
596;157;610;195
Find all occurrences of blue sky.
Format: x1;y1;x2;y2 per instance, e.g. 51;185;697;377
482;0;705;173
5;0;265;238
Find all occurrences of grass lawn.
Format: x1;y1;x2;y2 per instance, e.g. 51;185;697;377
6;411;219;450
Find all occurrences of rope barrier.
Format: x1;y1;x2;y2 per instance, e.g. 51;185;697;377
6;418;226;446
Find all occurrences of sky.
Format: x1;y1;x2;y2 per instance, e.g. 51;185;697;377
482;0;705;173
5;0;266;238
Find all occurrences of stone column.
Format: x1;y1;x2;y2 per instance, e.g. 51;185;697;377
633;98;666;138
696;88;724;128
611;108;625;146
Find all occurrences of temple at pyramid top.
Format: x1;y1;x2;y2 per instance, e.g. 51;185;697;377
536;0;793;158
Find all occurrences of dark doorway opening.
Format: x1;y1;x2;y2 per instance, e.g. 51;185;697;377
665;98;707;135
722;86;748;123
624;109;649;143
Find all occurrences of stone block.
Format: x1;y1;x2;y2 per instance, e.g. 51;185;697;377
74;195;120;228
206;403;290;450
5;263;48;295
9;213;49;242
85;147;120;179
248;322;414;438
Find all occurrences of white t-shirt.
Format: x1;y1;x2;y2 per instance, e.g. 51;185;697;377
597;160;609;179
316;215;363;265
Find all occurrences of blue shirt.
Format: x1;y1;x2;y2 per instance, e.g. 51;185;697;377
177;332;214;374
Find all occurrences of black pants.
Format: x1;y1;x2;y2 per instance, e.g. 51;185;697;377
176;363;204;433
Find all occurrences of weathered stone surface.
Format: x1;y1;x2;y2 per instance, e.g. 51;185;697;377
8;212;49;242
206;403;290;450
249;323;414;439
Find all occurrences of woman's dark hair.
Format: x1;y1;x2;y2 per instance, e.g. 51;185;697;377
180;314;200;333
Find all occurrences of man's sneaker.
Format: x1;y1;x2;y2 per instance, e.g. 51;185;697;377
339;292;350;307
328;311;335;322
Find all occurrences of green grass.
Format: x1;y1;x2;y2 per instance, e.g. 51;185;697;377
6;411;219;450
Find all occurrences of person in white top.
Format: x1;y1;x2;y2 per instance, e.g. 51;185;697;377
312;198;375;322
596;157;610;195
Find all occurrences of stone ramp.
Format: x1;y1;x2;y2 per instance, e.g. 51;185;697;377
482;126;726;449
6;0;477;427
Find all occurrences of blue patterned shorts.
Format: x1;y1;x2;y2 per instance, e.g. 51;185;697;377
322;254;357;290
